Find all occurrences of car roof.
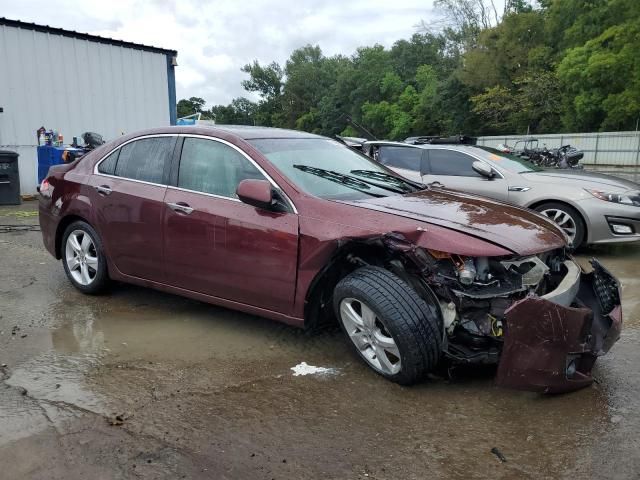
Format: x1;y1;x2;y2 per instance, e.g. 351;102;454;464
194;125;324;140
363;140;485;153
121;125;325;141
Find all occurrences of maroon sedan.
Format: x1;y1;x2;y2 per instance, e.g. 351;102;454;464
39;126;622;392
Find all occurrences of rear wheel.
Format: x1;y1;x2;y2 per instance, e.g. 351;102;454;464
534;202;586;247
62;221;109;294
333;266;442;385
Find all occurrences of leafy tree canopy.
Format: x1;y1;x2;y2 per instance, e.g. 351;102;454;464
178;0;640;137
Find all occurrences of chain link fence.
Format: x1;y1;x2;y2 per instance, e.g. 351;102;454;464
477;131;640;183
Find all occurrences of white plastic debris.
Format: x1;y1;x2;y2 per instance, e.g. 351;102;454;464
290;362;337;377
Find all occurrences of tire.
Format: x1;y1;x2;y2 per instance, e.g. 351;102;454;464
333;266;442;385
61;220;110;294
534;202;586;248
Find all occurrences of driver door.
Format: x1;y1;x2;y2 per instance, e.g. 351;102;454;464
162;136;299;314
422;148;509;201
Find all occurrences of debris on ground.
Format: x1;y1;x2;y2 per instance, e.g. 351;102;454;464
491;447;507;463
290;362;338;377
107;413;131;426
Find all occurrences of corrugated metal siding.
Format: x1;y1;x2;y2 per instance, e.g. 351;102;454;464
0;24;171;194
477;131;640;168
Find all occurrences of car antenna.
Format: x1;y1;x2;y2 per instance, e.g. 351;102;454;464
339;113;378;141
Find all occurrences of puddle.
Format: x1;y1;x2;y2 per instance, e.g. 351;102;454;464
4;352;105;413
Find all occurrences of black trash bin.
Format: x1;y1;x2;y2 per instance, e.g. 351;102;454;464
0;150;21;205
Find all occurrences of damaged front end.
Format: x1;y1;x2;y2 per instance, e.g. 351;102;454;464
496;260;621;393
380;233;622;393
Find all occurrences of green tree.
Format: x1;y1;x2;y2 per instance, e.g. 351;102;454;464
210;97;257;125
240;61;284;126
460;10;547;91
180;0;640;137
471;71;562;134
558;15;640;131
177;96;211;119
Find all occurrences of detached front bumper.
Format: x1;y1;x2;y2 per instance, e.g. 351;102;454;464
496;259;622;394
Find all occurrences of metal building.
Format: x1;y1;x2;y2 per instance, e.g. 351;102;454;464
0;17;178;194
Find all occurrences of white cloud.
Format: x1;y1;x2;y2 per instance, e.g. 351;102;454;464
0;0;437;106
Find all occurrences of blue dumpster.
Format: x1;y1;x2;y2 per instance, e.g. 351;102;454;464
37;145;83;184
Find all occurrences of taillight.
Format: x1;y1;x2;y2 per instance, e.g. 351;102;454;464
40;178;52;197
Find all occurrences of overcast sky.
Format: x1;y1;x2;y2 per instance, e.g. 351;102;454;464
1;0;437;106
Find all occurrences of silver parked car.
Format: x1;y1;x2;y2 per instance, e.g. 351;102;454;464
363;141;640;247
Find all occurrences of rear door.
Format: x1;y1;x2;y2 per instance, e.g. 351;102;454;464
88;135;176;282
376;145;424;182
162;136;299;314
422;148;509;201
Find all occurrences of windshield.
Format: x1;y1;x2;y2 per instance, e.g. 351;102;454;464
474;146;543;173
249;138;420;200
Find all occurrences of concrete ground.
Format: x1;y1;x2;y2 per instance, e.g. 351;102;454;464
1;200;639;479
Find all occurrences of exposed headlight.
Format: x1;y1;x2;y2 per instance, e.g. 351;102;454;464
586;189;640;206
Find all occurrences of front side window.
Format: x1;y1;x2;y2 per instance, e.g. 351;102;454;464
474;146;543;173
178;138;265;198
113;137;174;184
429;149;480;177
378;146;422;171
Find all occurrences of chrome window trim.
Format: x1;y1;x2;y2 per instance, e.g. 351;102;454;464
166;185;242;203
93;172;168;189
93;133;298;214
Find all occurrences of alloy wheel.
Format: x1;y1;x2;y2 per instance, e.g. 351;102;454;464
540;208;577;244
65;230;99;286
339;297;401;375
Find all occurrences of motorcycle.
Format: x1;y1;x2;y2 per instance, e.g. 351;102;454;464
496;138;583;169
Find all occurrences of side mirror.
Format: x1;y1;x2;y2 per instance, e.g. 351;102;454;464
236;179;273;210
472;161;495;179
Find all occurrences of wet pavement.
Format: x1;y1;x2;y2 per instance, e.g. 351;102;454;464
1;201;639;479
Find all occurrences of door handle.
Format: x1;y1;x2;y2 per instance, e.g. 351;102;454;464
95;185;112;196
167;202;194;215
428;181;444;188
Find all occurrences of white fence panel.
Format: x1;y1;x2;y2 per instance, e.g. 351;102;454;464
477;131;640;168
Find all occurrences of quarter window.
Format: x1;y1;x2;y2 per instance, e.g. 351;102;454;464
98;150;119;175
178;138;265;198
429;149;480;176
113;137;174;184
378;146;422;171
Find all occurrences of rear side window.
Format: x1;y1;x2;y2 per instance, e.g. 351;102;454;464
114;137;174;184
98;150;119;175
378;146;422;171
178;138;265;198
429;149;480;176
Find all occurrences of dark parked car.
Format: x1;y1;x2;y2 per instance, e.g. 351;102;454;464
39;126;622;393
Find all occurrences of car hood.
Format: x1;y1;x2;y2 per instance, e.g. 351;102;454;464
524;169;640;192
338;189;567;256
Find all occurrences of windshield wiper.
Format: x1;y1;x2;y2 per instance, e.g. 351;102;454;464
293;165;386;197
349;170;422;192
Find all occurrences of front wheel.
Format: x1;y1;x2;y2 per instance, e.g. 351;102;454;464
333;266;442;385
534;202;586;248
61;221;110;294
